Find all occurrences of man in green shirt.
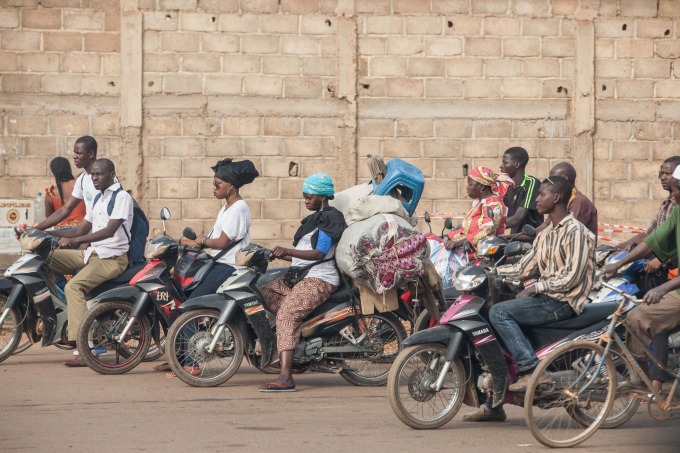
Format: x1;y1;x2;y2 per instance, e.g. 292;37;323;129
603;167;680;386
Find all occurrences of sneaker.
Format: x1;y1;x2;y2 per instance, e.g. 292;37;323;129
73;346;109;357
462;406;507;422
509;370;553;393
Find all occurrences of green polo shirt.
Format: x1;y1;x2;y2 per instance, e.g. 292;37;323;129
645;205;680;293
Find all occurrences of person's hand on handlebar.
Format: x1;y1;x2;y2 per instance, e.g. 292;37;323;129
644;257;663;273
57;237;78;249
270;246;290;260
444;239;464;250
601;263;621;280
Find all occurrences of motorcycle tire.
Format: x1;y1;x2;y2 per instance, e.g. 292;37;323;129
13;333;32;355
0;302;23;363
166;309;244;387
143;322;166;362
568;348;640;429
76;301;151;375
413;310;437;333
338;312;407;386
387;344;466;429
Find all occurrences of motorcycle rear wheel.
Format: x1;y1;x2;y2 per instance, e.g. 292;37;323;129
338;312;407;386
76;301;151;375
166;309;244;387
387;344;466;429
0;298;22;363
524;340;616;448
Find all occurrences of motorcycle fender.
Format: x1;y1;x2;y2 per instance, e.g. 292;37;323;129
179;294;230;314
0;277;12;293
4;283;25;309
91;286;143;304
402;325;455;347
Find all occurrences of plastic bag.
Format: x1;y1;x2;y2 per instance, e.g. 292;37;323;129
427;238;468;289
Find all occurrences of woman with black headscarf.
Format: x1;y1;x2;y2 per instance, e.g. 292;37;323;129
159;158;259;376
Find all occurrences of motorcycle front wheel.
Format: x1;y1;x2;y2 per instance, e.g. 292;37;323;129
76;301;151;375
0;294;22;363
166;309;244;387
142;321;167;362
337;312;407;386
387;344;466;429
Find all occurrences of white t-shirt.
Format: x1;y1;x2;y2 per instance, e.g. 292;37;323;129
72;172;120;214
208;199;251;265
292;228;339;286
83;183;133;263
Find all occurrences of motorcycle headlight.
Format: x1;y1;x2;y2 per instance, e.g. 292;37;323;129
454;267;487;291
477;237;504;257
144;236;176;259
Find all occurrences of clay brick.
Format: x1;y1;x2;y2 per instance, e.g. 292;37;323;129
163;74;201;94
223;55;260;73
302;118;337;136
9;157;48;177
385;37;423;56
431;0;468;14
2;73;40;93
370;56;407;76
264;118;301;136
386;78;424;98
43;32;82;52
101;53;118;74
180;157;215;178
202;33;239;52
250;218;284;241
523;59;560;77
355;0;391;13
219;14;259;33
301;16;336;35
485;58;522;77
144;31;160;52
634;121;673;143
263;55;300;75
159;178;198;199
463;139;501;158
424;140;463;159
180;12;219;32
183;53;220;72
541;80;572;98
424;37;463;56
221;117;260;136
596;39;615;58
633;59;671;79
320;36;336;56
301;57;334;76
659;0;680;17
144;12;179;31
445;15;482;36
425;79;464;98
262;199;301;219
484;17;520;36
408;58;446;77
612;141;651;160
423;178;459;200
143;117;181;136
162;32;200;52
0;10;20;28
160;0;198;10
146;157;182;178
143;54;179;72
595;20;634;38
63;10;104;31
259;14;296;34
360;37;386;55
595;59;632;78
542;37;574;57
104;11;119;31
22;9;61;29
636;20;673;39
242;75;282;96
594;121;632;140
435;119;472;138
2;31;41;50
164;137;201;157
616;79;654;98
383;139;421;158
358;78;386;97
23;137;58;156
281;36;319;55
42;74;82;94
504;37;540;57
359;119;393;137
143;75;163;95
83;76;119;95
655;41;680;59
463;79;501;98
92;116;119;135
242;35;280;54
472;0;509;14
405;17;442;35
204;137;242;157
183;198;222;218
503;79;541;98
357;138;381;158
474;120;513;138
84;33;120;52
182;117;219;136
0;52;18;71
364;16;404;35
396;119;432;138
611;180;650;201
446;57;483;77
284;77;323;97
512;0;549;16
522;18;560;36
655;80;680;99
620;0;658;18
616;39;653;59
283;138;325;157
596;200;628;221
49;115;89;135
465;38;501;56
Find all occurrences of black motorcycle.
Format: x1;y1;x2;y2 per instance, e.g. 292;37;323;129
165;243;407;387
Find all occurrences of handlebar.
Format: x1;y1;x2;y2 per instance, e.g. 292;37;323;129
598;275;643;305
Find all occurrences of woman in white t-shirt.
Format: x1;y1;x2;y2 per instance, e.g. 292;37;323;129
158;158;259;376
258;173;347;392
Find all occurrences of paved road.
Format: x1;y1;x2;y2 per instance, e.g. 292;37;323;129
1;347;679;453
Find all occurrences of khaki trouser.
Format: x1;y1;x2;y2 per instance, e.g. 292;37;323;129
50;250;128;341
624;290;680;364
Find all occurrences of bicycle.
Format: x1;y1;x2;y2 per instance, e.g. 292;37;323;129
523;275;679;448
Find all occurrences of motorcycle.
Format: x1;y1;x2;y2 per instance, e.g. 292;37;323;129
165;243;407;387
74;208;207;374
0;229;145;362
387;241;635;440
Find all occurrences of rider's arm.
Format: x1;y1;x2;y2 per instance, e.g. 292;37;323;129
617;232;646;251
34;194;81;230
534;229;593;294
505;206;528;229
497;244;539;279
70;218;123;245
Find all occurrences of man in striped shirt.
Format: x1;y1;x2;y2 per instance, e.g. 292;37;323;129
463;175;596;422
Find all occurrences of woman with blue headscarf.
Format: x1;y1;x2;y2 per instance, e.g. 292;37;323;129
259;173;346;392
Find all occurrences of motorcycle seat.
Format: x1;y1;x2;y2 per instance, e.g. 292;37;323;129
110;262;146;284
540;302;618;330
307;286;359;318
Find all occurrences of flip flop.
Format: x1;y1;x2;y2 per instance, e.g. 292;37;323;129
166;366;200;378
153;362;172;372
259;382;297;393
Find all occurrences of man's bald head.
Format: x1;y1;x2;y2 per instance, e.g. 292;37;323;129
549;162;577;185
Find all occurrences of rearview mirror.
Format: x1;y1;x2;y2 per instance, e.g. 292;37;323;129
160;208;171;221
424;211;431;224
521;224;536;238
463;241;471;254
444;218;453;230
504;241;523;257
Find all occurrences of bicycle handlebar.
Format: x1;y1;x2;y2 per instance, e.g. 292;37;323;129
597;275;643;305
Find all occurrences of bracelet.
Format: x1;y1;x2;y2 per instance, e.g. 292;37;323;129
201;236;208;248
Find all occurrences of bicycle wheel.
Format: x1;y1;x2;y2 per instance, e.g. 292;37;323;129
569;347;640;429
387;343;466;429
77;301;151;375
525;340;616;448
166;309;244;387
338;312;407;386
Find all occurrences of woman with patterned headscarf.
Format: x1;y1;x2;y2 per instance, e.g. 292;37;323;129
258;173;346;392
445;166;514;258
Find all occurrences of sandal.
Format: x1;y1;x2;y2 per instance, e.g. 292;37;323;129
166;366;200;378
259;381;297;393
152;362;172;372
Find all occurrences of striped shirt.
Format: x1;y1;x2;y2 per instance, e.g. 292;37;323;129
497;213;596;315
646;196;675;236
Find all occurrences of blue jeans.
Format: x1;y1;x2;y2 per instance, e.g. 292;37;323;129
489;294;575;372
181;262;235;366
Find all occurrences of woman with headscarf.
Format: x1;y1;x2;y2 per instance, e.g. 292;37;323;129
159;158;259;376
45;157;86;228
258;173;346;392
445;166;513;259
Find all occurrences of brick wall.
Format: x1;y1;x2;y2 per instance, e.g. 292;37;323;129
1;0;679;247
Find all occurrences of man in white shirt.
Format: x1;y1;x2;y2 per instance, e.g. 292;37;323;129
47;159;133;367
